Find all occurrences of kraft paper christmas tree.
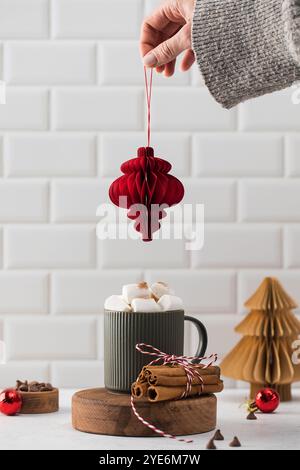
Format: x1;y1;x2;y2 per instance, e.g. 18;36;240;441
221;277;300;401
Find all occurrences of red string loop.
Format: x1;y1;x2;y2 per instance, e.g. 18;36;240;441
144;67;153;147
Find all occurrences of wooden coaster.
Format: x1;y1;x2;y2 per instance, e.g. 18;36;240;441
72;388;216;437
20;389;59;414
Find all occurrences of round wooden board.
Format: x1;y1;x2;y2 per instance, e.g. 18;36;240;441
20;389;59;414
72;388;216;437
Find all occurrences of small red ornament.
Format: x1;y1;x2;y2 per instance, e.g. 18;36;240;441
0;388;22;415
255;388;280;413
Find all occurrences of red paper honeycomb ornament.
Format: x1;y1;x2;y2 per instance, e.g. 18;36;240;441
109;146;184;241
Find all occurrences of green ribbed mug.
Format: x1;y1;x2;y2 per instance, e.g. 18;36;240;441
104;310;207;393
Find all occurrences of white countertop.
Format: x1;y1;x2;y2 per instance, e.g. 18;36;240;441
0;389;299;450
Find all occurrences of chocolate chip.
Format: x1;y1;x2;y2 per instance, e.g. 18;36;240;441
229;436;241;447
16;380;28;391
206;439;217;450
16;379;54;393
213;429;224;441
247;411;257;420
16;380;23;389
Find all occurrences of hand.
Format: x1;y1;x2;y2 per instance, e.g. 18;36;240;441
140;0;195;76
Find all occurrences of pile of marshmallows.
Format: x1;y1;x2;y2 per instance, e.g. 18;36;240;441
105;282;183;312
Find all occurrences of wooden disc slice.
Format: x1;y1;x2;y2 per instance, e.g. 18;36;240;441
72;388;216;437
20;389;59;414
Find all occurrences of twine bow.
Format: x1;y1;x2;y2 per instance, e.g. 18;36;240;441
131;343;218;444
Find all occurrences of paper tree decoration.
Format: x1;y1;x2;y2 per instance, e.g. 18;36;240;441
109;146;184;241
220;277;300;401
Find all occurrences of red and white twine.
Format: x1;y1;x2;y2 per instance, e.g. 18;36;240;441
144;67;153;147
131;343;218;444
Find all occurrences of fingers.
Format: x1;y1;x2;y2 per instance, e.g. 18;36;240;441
164;59;176;77
143;24;191;67
156;65;165;73
140;2;182;58
157;51;194;78
180;49;195;71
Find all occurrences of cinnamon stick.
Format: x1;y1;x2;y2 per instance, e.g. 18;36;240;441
138;374;147;383
147;380;224;402
150;374;220;386
143;364;220;380
131;381;149;398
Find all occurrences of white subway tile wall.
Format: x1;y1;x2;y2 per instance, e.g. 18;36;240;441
0;45;3;80
0;0;299;388
0;137;3;175
6;134;96;177
0;88;48;129
0;0;49;39
5;43;97;85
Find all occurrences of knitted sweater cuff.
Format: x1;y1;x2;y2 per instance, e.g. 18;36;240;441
192;0;300;109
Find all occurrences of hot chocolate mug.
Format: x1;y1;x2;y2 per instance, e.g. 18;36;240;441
104;309;208;392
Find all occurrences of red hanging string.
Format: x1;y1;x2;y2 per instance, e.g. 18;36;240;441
144;67;153;147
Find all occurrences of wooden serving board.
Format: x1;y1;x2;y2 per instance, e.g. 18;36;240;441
72;388;216;437
20;389;59;414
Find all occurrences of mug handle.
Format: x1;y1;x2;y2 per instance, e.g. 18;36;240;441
184;315;208;361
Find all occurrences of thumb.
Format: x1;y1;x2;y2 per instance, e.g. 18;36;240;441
143;25;191;67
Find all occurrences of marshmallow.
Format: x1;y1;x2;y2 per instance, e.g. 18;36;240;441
122;282;151;304
131;298;161;312
158;295;184;311
104;295;131;312
150;281;174;300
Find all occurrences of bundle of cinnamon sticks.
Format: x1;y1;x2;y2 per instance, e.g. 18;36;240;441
132;364;223;403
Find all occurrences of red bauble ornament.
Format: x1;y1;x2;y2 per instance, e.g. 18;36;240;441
0;388;22;415
109;146;184;241
255;388;280;413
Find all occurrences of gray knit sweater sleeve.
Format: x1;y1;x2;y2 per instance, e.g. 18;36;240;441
192;0;300;109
